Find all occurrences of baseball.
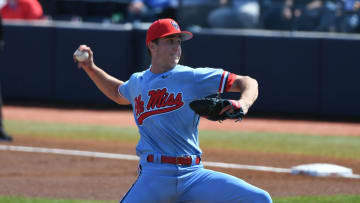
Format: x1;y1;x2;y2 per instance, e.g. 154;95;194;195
74;49;89;62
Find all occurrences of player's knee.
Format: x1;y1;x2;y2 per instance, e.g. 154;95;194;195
253;189;272;203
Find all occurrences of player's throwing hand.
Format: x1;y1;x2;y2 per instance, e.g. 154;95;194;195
73;45;94;70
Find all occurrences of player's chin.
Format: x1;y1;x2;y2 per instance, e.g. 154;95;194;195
168;55;180;67
168;59;179;67
174;58;180;64
174;56;180;64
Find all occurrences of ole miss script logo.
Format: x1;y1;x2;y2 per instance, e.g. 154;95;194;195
134;88;184;125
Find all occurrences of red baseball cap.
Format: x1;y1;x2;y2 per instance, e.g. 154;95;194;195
146;18;193;46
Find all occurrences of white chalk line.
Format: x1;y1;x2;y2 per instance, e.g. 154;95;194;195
1;145;359;179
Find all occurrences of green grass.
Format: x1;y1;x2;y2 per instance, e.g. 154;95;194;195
199;129;360;159
0;196;115;203
1;195;360;203
273;195;360;203
2;120;360;202
4;120;139;142
4;119;360;159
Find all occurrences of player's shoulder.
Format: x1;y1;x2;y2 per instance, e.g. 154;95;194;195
192;66;224;75
129;69;147;80
174;65;224;76
171;65;199;78
174;65;217;72
173;64;194;72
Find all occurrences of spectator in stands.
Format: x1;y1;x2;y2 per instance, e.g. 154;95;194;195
0;15;12;142
126;0;177;23
0;0;43;20
337;0;360;32
261;0;294;30
262;0;337;31
207;0;260;29
176;0;218;28
294;0;337;31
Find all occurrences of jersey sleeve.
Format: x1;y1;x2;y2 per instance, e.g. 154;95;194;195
224;72;237;92
118;80;131;103
193;68;237;98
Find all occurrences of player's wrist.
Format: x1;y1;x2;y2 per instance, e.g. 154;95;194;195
229;100;241;109
81;62;96;72
230;99;249;114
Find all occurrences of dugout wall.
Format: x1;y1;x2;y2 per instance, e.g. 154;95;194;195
0;22;359;118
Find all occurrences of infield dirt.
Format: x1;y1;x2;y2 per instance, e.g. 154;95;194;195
1;105;359;201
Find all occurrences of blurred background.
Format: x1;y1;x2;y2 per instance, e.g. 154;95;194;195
3;0;360;32
1;0;360;120
1;1;360;202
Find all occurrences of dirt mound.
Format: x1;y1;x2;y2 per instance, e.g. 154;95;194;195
1;105;359;201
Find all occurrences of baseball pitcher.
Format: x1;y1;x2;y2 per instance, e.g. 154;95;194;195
74;18;272;203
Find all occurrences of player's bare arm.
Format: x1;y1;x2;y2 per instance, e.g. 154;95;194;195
220;75;258;115
73;45;130;105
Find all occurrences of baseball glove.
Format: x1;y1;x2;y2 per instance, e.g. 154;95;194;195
189;97;245;122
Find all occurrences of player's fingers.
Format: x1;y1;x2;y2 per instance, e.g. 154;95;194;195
80;45;90;51
79;44;88;51
78;45;93;58
88;48;93;58
219;105;233;115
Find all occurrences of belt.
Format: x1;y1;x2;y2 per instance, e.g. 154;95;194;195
146;154;201;166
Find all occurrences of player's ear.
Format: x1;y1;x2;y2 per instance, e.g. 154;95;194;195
148;42;157;57
149;41;156;50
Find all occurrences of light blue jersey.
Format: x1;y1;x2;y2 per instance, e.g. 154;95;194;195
119;64;230;156
119;64;272;203
116;17;271;203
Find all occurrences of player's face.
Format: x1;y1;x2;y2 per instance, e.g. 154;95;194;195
154;35;182;67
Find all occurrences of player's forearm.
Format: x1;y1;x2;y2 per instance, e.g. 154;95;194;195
239;78;258;110
83;65;128;105
232;76;259;110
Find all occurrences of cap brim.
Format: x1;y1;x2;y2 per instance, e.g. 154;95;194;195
160;31;193;41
